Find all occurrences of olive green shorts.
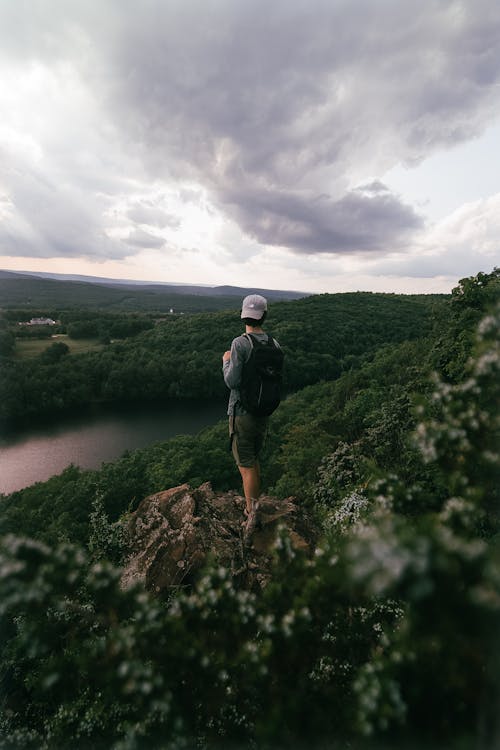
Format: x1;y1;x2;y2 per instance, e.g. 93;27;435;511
229;414;269;468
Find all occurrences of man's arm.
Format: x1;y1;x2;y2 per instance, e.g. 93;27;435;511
222;337;246;389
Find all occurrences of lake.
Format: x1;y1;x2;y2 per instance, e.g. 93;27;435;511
0;401;225;495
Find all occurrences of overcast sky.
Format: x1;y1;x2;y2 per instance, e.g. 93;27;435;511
1;0;499;293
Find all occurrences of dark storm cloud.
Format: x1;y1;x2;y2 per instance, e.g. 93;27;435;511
1;0;500;259
94;0;500;254
220;185;424;253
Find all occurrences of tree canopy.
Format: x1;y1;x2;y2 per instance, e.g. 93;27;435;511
0;269;499;749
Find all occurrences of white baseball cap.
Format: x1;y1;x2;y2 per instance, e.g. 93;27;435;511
241;294;268;320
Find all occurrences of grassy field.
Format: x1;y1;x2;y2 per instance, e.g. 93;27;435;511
14;335;104;359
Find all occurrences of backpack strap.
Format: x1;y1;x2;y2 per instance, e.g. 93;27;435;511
243;332;254;362
243;332;255;349
244;332;277;349
266;333;280;350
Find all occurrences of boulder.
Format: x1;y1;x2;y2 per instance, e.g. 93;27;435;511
121;482;318;594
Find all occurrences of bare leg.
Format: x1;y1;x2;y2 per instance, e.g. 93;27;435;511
239;463;262;546
238;462;260;513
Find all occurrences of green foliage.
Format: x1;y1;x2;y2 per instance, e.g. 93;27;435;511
14;326;57;339
64;311;154;340
0;329;15;356
0;275;499;749
415;302;500;524
88;491;127;564
38;341;70;364
451;267;499;310
0;276;493;552
430;267;500;382
1;319;498;747
0;466;95;546
0;426;240;549
0;291;441;426
0;532;403;749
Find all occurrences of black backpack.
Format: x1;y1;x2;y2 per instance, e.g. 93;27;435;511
239;333;284;416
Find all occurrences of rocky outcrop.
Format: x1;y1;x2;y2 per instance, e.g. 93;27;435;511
121;482;318;594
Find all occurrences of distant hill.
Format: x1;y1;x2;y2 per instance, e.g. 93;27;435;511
0;269;307;311
0;289;447;427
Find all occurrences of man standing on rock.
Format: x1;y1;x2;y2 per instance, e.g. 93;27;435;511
222;294;283;541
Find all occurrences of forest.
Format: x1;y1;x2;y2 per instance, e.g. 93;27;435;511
0;269;498;749
1;291;441;427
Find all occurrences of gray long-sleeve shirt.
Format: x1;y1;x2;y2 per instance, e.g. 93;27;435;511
222;332;277;416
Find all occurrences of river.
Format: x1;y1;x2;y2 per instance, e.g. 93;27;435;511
0;401;224;495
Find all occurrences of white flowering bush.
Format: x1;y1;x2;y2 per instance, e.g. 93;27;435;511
314;441;366;507
322;491;369;534
0;526;404;748
88;491;127;564
416;303;499;518
342;305;500;744
1;286;498;749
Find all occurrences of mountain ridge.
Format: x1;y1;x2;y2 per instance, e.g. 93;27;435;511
0;268;307;300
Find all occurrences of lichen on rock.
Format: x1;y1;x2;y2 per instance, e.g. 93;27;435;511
121;482;318;594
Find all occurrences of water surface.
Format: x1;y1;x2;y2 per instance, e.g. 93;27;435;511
0;401;224;494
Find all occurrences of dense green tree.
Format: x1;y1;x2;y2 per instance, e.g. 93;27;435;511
38;341;70;364
0;291;443;426
0;304;498;749
430;267;499;382
0;330;15;356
